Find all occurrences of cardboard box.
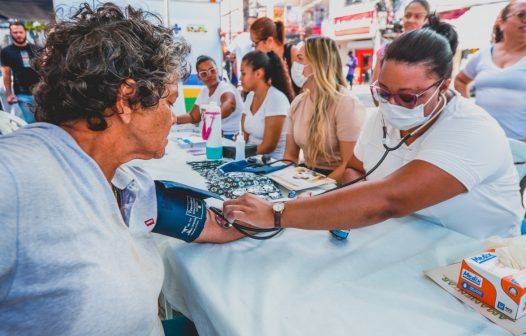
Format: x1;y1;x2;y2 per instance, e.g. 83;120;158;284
458;251;526;320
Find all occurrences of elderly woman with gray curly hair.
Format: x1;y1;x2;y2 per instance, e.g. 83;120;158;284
0;3;243;335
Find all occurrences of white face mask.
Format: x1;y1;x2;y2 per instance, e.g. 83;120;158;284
379;85;442;131
291;62;310;88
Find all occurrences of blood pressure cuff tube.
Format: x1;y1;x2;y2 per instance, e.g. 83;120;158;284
153;180;222;242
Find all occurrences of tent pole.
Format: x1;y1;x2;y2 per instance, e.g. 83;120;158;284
164;0;170;28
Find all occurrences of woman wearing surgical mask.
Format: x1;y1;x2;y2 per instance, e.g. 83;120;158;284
371;0;430;83
284;37;365;184
223;19;523;241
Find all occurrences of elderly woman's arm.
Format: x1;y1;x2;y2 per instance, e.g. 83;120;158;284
193;209;245;243
223;159;466;230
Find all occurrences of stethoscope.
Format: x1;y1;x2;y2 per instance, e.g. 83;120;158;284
334;92;448;189
210;206;284;240
214;93;448;240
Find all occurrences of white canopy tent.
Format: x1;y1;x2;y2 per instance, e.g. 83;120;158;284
446;2;508;50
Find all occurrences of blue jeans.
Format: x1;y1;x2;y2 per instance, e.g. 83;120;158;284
16;94;36;124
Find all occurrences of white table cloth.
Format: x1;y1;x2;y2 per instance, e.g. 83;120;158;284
136;134;510;336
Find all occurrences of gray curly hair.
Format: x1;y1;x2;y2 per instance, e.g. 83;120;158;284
34;2;191;131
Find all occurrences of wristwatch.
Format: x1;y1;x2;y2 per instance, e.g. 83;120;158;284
272;202;285;228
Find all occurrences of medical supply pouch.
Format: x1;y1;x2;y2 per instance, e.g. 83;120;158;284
187;160;283;200
217;159;289;174
153;180;221;242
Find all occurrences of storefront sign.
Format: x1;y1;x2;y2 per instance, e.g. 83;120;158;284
333;10;374;38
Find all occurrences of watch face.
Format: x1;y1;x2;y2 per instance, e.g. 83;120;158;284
273;202;285;212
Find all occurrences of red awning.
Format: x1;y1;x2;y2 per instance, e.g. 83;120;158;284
438;7;470;21
333;10;374;37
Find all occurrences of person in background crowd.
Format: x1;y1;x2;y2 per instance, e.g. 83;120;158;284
1;22;41;123
240;50;294;159
371;0;431;83
250;17;299;96
223;19;523;241
285;37;365;184
345;50;358;88
0;4;244;335
228;16;257;87
177;55;243;139
219;31;236;86
455;0;526;141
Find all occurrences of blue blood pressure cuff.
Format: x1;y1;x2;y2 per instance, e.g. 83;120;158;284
153;180;222;242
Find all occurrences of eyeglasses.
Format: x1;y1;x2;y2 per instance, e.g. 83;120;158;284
197;66;217;79
251;39;263;49
507;10;526;22
370;79;443;108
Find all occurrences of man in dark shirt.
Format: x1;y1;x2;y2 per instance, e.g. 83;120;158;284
1;22;40;123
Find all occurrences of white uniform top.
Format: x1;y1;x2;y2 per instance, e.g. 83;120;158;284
354;93;523;240
195;81;243;135
243;86;290;159
0;123;164;335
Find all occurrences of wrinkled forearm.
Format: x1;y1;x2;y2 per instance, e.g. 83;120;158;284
193;209;245;243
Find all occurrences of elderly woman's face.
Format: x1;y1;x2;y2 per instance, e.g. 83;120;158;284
128;79;178;160
378;60;444;117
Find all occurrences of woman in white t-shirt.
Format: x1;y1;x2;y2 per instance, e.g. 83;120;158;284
240;50;294;159
223;20;523;240
454;0;526;140
177;55;243;139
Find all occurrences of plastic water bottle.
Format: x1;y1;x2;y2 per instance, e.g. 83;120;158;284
202;102;222;160
235;122;246;161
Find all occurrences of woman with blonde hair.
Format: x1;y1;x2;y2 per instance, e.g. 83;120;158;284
284;36;365;183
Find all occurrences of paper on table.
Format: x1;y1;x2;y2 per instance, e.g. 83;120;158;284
175;135;206;148
267;166;336;191
425;263;526;336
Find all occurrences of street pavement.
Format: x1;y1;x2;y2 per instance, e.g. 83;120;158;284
352;84;377;115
